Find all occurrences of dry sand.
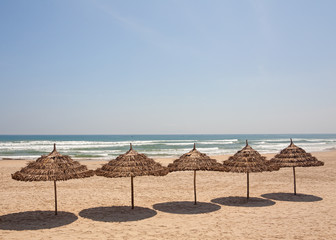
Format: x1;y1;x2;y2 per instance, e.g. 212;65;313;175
1;151;335;239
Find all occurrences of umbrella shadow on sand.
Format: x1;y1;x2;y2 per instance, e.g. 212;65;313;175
153;201;221;214
79;206;157;222
261;193;323;202
0;211;78;231
211;196;276;207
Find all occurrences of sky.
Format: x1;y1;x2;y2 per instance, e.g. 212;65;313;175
0;0;335;134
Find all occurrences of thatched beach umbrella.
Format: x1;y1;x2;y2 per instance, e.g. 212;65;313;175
95;143;168;209
269;139;324;195
222;140;279;200
12;144;94;215
168;143;224;205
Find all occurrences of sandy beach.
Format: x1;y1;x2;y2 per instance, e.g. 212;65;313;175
1;151;335;239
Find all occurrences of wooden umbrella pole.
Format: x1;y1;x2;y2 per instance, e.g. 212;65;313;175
54;180;58;215
293;167;296;195
131;176;134;209
194;170;197;205
247;172;249;201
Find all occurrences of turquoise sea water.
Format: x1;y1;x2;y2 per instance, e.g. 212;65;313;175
0;134;335;160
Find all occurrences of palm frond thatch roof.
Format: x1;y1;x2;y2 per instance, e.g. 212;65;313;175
95;144;168;178
223;140;279;173
11;144;94;181
270;139;324;167
168;143;224;172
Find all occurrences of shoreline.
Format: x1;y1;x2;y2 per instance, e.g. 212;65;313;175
2;150;335;169
2;149;335;163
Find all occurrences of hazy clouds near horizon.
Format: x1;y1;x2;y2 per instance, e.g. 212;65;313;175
0;0;335;134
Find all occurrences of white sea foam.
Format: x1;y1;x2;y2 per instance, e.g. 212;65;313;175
162;143;193;146
255;139;289;143
1;137;335;160
0;155;41;160
198;141;236;145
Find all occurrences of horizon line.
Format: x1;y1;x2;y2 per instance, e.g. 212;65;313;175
0;133;335;136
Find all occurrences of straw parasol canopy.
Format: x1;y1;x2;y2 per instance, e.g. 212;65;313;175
95;143;168;209
168;143;224;204
12;143;94;215
222;140;279;200
269;138;324;195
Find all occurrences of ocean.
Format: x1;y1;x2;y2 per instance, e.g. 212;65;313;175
0;134;335;160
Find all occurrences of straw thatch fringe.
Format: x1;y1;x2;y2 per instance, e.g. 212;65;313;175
223;140;279;173
270;139;324;167
168;144;224;204
95;146;168;178
12;145;94;181
168;145;224;172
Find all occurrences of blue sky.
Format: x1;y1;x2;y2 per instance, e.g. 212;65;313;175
0;0;335;134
